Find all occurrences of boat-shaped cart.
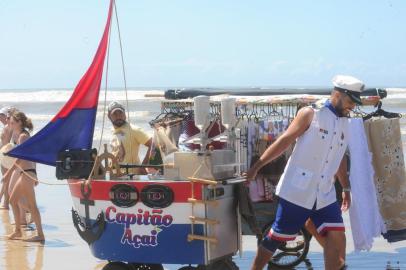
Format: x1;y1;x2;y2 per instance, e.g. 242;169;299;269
67;167;242;270
63;95;328;270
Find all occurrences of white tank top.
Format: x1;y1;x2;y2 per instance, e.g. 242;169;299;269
276;106;349;210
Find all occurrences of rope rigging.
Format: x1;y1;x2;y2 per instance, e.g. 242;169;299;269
87;0;131;184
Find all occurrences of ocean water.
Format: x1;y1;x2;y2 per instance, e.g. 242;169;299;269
0;87;405;270
0;88;166;144
0;87;405;153
1;87;405;133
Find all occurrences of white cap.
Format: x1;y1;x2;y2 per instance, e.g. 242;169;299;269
332;75;365;105
108;101;125;114
0;107;10;116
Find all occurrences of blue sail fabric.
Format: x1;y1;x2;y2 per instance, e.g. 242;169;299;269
7;0;113;166
8;108;96;166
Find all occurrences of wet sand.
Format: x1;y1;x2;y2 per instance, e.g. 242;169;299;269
0;164;405;270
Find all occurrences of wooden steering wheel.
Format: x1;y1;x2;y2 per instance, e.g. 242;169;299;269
93;144;121;179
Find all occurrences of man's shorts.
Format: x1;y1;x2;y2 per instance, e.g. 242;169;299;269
261;198;344;252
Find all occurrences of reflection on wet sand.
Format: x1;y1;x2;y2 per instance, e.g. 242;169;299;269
0;197;107;270
0;210;43;270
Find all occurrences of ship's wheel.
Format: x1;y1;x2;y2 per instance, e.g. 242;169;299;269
93;144;121;179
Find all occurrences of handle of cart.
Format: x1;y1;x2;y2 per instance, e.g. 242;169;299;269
221;176;247;185
119;163;164;177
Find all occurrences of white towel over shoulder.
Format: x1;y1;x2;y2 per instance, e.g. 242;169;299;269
348;118;386;251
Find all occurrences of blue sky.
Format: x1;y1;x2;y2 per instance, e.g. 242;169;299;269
0;0;405;89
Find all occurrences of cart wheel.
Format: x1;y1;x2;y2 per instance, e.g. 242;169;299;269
200;257;239;270
129;263;164;270
279;227;312;252
260;223;311;269
102;262;132;270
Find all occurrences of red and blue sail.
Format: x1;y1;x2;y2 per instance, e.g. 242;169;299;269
7;0;113;166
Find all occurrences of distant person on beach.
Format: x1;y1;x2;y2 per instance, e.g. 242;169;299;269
0;107;16;210
0;107;13;147
3;110;44;242
246;75;363;270
108;101;152;175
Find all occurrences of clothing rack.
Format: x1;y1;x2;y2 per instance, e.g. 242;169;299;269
160;97;314;123
159;98;310;187
155;95;383;204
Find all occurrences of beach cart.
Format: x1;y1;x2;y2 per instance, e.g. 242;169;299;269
65;171;310;270
55;94;317;270
67;175;241;270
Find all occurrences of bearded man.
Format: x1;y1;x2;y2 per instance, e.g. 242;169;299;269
108;101;152;174
247;75;364;270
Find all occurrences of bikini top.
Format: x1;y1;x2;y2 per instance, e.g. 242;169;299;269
13;130;30;145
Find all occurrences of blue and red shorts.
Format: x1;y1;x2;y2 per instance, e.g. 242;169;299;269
262;198;344;252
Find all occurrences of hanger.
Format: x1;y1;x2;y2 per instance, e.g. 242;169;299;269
149;110;190;127
259;106;268;119
237;104;249;120
269;104;281;116
351;105;368;118
362;101;401;121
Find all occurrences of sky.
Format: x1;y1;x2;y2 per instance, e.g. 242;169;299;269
0;0;405;89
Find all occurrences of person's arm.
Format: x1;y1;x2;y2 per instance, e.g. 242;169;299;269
131;126;152;164
4;132;31;178
136;138;152;175
1;125;12;146
141;138;152;165
336;154;351;211
246;107;314;181
2;160;18;181
3;132;29;180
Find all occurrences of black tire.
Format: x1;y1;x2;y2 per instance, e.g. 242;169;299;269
178;267;198;270
198;257;239;270
129;263;164;270
278;227;312;253
102;262;132;270
260;223;311;269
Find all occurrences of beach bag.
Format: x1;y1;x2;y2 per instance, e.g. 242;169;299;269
0;143;16;169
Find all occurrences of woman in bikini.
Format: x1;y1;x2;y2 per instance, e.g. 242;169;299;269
3;111;44;242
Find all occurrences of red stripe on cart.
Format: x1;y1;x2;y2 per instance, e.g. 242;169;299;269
68;180;204;202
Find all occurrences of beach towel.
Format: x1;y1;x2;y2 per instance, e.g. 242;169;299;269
348;118;386;251
364;117;406;242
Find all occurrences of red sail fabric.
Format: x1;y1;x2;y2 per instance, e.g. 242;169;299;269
52;0;113;120
7;0;113;166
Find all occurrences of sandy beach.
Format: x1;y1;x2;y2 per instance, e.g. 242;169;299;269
0;162;405;270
